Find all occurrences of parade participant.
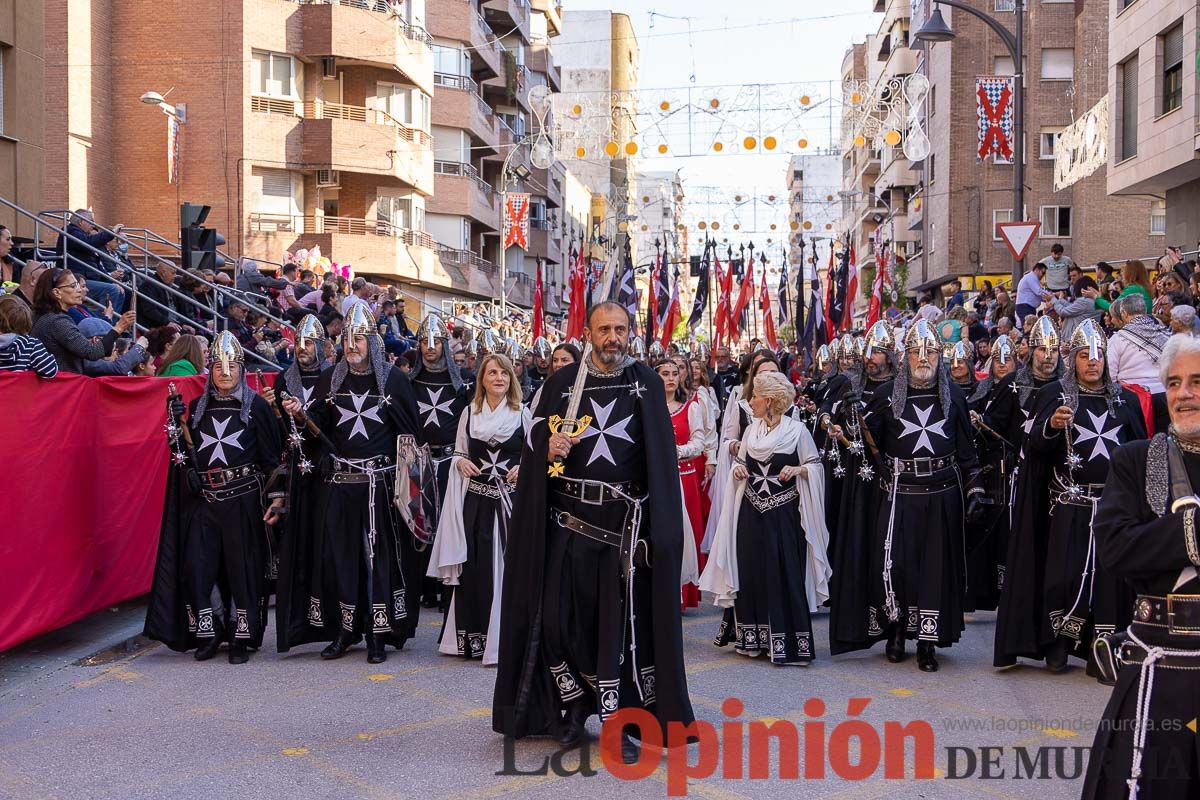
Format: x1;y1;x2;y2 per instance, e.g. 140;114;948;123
408;313;471;608
428;354;529;664
1082;333;1200;799
688;354;720;487
833;320;985;671
493;301;694;762
808;341;851;542
529;337;552;395
278;304;422;664
657;359;707;611
1022;319;1146;674
947;340;978;394
963;334;1018;611
529;342;581;410
272;314;330;412
647;340;667;367
702;371;831;664
828;321;899;655
713;345;739;407
145;332;284;664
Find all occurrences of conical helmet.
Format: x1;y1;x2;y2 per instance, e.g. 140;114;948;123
417;312;450;349
902;318;942;360
344;302;377;341
865;320;896;358
210;330;244;375
945;339;973;368
478;328;498;354
1069;318;1107;361
816;344;834;373
629;336;647;360
854;335;867;357
1028;315;1061;352
531;336;551;360
648;341;666;362
836;333;856;360
504;338;520;359
295;314;326;352
693;341;711;363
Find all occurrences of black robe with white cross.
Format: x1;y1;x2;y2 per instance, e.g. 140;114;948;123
1021;383;1145;666
145;393;282;652
492;358;693;740
275;366;423;651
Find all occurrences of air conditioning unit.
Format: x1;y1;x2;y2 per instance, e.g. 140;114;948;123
316;170;341;188
322;57;337;79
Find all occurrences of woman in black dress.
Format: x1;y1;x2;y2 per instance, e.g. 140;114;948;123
428;353;530;664
701;371;832;665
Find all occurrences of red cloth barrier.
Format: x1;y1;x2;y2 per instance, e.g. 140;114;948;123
0;371;217;651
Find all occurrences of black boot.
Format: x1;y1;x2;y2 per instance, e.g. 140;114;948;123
620;731;641;765
321;629;357;660
557;701;590;748
366;633;387;664
193;621;224;661
228;641;249;665
885;624;906;663
917;642;939;672
1045;638;1070;673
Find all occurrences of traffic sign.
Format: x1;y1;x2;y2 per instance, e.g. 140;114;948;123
996;221;1041;262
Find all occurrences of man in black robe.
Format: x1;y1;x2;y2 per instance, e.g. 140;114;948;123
409;313;471;608
493;301;693;763
529;336;552;395
713;345;739;409
1019;319;1146;675
836;320;985;671
270;314;331;413
1082;333;1200;799
145;332;284;664
279;304;422;663
807;341;849;545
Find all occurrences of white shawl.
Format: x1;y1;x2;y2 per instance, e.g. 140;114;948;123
698;415;832;612
702;386;750;552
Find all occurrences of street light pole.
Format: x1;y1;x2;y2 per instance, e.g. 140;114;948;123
916;0;1024;290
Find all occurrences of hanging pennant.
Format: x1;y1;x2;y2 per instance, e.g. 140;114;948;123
976;76;1014;162
503;193;530;249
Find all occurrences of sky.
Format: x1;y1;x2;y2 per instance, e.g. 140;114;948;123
572;1;882;253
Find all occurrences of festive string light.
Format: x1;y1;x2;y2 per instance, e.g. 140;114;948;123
790;221;800;230
713;141;724;152
657;143;669;154
660;100;670;111
604;141;619;156
800;95;811;105
743;136;757;150
764;136;777;150
711;222;721;230
575;147;586;157
883;129;902;146
803;221;813;230
625;141;639;155
710;98;720;109
698;222;708;230
572;104;582;116
798;138;809;148
853;134;866;147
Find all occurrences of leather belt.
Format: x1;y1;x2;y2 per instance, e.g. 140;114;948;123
429;444;456;459
553;478;645;506
1119;641;1200;668
551;508;621;548
893;475;960;495
200;472;262;503
468;480;504;499
1132;594;1200;637
199;464;258;488
331;455;393;473
1053;480;1106;507
891;455;954;476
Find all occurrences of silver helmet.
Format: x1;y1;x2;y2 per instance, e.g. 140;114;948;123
1028;315;1061;352
1069;317;1107;362
836;333;856;361
344;302;378;342
945;339;973;369
478;328;499;354
693;341;711;364
295;314;326;353
210;330;245;375
531;336;552;360
816;344;834;373
864;320;897;358
417;313;450;349
648;341;667;362
902;318;942;360
629;337;647;360
992;333;1015;365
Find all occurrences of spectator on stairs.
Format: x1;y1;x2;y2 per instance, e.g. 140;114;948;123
0;295;58;378
77;318;151;377
158;333;209;377
56;210;128;315
30;267;135;374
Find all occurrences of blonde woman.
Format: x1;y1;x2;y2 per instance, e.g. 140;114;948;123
701;371;831;665
428;353;531;664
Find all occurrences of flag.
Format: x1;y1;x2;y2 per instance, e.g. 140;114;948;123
503;193;530;249
714;247;733;350
565;244;587;341
687;242;710;330
802;273;826;358
822;244;836;343
777;254;790;327
646;246;661;343
616;241;639;335
829;241;849;334
866;242;889;330
793;239;805;341
842;244;858;332
661;264;682;348
730;249;755;341
759;265;778;349
976;76;1015;163
531;257;544;340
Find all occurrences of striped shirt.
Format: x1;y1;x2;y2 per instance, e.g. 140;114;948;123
0;335;59;379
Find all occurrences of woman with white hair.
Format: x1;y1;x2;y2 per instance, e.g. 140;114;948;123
701;371;832;665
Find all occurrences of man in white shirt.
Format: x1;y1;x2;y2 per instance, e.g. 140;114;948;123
1014;263;1050;325
341;277;380;318
915;293;943;324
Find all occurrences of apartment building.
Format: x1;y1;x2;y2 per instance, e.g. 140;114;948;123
1107;0;1200;247
843;0;1159;311
0;0;44;239
787;151;841;281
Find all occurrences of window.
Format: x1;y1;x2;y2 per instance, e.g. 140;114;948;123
375;84;432;129
251;168;301;217
993;209;1013;240
1161;23;1183;115
1040;205;1072;238
377;195;414;231
993;55;1027;86
252;50;296;98
1150;199;1166;235
433;45;469;77
1120;55;1138;160
994;0;1015;10
462;218;473;251
927;153;936;183
928;84;935;116
1041;48;1074;80
0;47;5;135
1040;127;1065;159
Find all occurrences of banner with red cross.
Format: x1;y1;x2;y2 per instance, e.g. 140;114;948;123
503;193;530;249
976;76;1014;162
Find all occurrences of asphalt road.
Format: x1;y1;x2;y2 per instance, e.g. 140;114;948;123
0;601;1109;800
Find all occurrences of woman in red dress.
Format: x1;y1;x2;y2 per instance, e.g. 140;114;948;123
657;359;707;610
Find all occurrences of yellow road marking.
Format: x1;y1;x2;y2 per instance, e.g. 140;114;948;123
281;747;309;756
367;673;394;682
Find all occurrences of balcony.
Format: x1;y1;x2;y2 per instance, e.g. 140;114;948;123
437;246;500;298
296;0;434;96
426;0;503;79
483;0;532;43
527;218;562;264
529;165;562;207
531;0;562;36
245;213;456;286
429;161;499;228
300;100;434;194
879;40;918;80
483;51;531;111
875;151;920;196
432;73;500;153
527;43;560;90
504;271;535;308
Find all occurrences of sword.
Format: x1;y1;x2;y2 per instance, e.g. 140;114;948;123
547;343;595;477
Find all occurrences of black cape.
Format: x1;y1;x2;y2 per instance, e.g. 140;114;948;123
491;359;694;739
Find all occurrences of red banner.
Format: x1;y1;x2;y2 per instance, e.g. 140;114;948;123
0;371;216;652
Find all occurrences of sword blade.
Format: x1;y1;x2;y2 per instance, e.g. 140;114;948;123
562;343;593;423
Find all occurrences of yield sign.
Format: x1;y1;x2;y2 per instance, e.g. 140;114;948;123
996;221;1041;262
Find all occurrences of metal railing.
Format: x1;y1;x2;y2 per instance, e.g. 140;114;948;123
288;0;433;48
433;161;496;200
250;95;301;116
246;213;437;249
434;72;479;93
474;11;501;57
302;99;432;146
437;245;498;275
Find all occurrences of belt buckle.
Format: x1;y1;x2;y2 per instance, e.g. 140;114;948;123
1167;594;1200;636
579;480;605;505
913;458;933;478
206;468;227;488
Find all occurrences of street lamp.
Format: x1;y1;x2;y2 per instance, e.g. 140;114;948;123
915;0;1024;289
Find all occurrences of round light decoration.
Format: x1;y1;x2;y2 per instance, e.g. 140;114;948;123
803;221;813;230
733;224;741;231
764;136;777;150
642;195;650;203
769;223;777;230
851;92;863;105
604;141;619;157
854;135;867;147
660;100;670;111
826;194;834;201
825;223;833;230
657;143;669;154
735;195;742;202
800;95;811;106
575;147;586;158
743;136;757;150
571;104;582;116
789;221;799;231
618;221;628;232
711;222;720;230
768;195;776;202
798;138;809;149
625;141;639;155
713;141;724;152
698;222;708;230
710;98;720;109
641;224;648;231
883;129;902;147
